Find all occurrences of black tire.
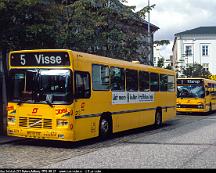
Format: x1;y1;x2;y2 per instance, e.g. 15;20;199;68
99;117;111;139
209;103;212;113
154;110;162;128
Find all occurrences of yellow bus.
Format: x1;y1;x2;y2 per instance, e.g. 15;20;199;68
7;49;176;142
177;78;216;113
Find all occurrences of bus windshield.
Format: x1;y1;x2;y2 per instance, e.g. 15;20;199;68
8;69;73;104
177;85;205;98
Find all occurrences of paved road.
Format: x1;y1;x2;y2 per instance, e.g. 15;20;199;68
0;113;215;168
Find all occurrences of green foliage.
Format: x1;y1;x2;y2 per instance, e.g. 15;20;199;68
0;0;60;51
0;0;152;63
136;4;156;19
165;64;173;70
182;63;211;78
157;58;164;68
154;40;170;46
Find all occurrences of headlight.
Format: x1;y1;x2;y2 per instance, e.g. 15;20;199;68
57;119;69;127
197;105;204;109
8;116;16;125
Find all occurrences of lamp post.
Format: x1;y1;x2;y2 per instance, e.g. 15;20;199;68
147;0;152;66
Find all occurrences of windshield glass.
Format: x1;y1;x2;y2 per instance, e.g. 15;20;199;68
177;85;205;98
8;69;73;104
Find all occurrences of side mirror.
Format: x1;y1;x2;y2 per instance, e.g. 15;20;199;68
206;91;210;96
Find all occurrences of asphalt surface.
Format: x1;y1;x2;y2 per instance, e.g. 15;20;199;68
1;113;216;169
44;114;216;169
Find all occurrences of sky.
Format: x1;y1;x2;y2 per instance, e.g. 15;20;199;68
124;0;216;58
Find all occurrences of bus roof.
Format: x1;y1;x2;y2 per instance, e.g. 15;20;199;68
9;49;175;75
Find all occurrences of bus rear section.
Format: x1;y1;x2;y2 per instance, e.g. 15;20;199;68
177;78;216;113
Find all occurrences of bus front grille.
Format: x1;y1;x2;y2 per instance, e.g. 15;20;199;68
43;119;52;129
29;118;42;128
19;117;52;129
19;117;28;127
178;104;199;108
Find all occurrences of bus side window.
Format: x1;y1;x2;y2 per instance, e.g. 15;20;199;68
110;67;125;91
168;75;175;92
75;71;91;99
92;64;110;91
139;71;150;92
150;73;159;91
126;69;138;91
160;74;168;91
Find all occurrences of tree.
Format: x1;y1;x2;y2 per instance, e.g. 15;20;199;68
165;64;173;70
154;40;170;46
182;63;211;78
157;58;164;68
0;0;60;52
57;0;153;61
0;0;157;63
136;3;156;19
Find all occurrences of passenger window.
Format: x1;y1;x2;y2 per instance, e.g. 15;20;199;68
110;67;125;91
92;64;110;91
75;72;91;98
139;71;150;91
168;75;175;92
160;74;168;91
150;73;159;91
126;69;138;91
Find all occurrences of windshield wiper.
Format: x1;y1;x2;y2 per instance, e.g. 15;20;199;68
17;98;30;106
35;88;54;108
45;99;54;108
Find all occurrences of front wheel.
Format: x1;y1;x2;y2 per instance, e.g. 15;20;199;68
99;117;111;139
154;111;162;128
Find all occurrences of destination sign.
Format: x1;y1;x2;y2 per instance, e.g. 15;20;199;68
177;79;203;85
10;52;70;66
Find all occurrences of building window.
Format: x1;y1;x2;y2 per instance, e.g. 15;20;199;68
202;45;208;56
203;63;209;71
185;45;192;56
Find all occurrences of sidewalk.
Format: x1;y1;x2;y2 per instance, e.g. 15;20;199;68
0;135;22;144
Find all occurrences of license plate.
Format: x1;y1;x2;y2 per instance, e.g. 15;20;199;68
27;131;41;137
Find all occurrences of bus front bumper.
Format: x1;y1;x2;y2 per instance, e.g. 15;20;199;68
176;107;207;113
7;127;75;142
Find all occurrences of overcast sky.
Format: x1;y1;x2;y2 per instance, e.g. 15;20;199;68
124;0;216;58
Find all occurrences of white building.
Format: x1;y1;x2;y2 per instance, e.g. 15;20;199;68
153;44;172;68
172;26;216;76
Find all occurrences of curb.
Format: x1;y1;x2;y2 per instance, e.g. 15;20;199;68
0;136;24;144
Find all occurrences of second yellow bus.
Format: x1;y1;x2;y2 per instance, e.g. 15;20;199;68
177;78;216;113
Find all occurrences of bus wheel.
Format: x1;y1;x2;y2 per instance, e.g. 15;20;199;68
99;117;111;139
209;103;212;113
154;110;162;128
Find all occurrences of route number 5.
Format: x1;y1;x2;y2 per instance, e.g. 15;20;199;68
20;54;26;65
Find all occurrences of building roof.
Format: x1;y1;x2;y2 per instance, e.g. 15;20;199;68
175;26;216;36
115;0;159;32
